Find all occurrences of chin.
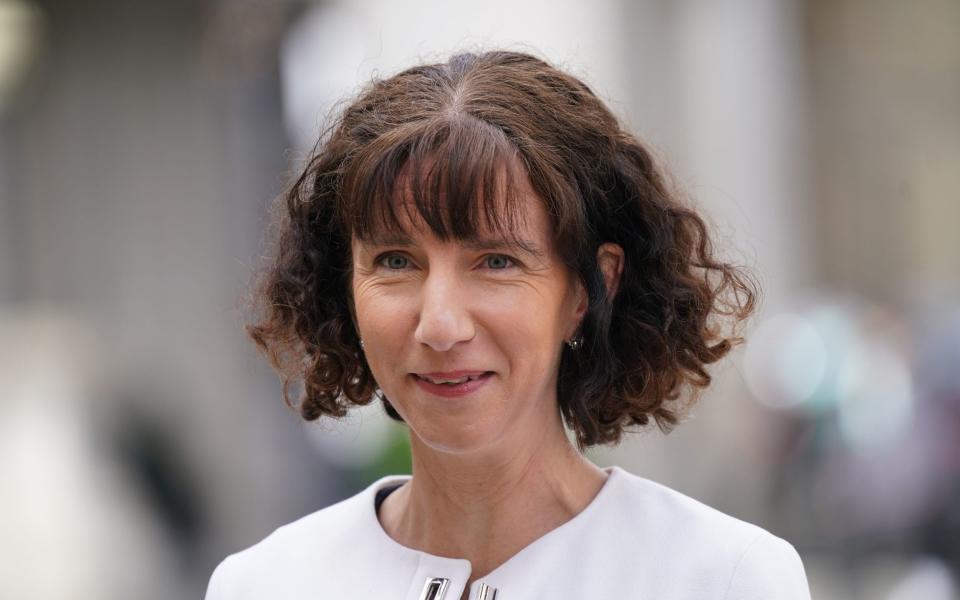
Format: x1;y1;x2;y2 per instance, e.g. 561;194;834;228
407;420;505;456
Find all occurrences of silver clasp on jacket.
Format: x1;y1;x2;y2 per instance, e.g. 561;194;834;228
418;577;450;600
477;582;498;600
417;577;498;600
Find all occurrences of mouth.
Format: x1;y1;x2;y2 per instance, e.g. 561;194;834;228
411;371;494;397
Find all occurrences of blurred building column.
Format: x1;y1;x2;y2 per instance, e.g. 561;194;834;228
9;0;332;595
676;0;813;306
0;0;43;303
806;0;960;310
0;116;15;302
602;0;814;528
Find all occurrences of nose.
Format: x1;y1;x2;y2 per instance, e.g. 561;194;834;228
413;268;476;352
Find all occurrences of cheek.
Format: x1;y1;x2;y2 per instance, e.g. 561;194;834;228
356;298;408;341
480;288;567;358
352;286;411;366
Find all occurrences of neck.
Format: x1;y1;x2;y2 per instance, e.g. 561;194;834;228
377;409;608;583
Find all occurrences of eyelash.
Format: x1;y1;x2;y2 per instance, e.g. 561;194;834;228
375;252;518;271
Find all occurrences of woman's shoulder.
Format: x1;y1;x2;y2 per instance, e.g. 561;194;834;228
204;474;410;599
604;466;810;598
610;466;772;540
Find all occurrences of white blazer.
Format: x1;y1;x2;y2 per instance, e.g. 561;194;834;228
205;465;811;599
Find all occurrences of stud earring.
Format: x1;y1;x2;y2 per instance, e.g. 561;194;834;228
359;339;365;348
566;335;583;350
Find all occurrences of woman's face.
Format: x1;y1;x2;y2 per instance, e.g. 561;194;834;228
350;183;587;456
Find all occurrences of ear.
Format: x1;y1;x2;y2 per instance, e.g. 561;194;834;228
597;242;625;301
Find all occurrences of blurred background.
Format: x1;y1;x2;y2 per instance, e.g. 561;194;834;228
1;0;958;597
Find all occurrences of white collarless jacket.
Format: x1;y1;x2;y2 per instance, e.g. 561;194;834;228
205;466;811;600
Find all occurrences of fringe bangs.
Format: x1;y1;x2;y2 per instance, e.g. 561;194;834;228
341;115;537;249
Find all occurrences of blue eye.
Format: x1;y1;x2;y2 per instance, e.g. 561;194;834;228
485;254;515;269
379;254;410;270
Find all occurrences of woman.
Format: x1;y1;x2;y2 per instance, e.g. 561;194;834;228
206;51;811;599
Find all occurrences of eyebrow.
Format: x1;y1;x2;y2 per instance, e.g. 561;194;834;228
363;233;546;259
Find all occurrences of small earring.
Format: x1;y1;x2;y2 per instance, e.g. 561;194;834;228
359;339;365;348
566;335;583;350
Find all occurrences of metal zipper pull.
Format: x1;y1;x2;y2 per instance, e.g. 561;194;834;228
418;577;450;600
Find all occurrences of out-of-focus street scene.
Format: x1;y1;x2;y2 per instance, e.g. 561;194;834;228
1;0;958;598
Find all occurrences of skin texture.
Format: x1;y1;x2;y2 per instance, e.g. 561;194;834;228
351;180;624;591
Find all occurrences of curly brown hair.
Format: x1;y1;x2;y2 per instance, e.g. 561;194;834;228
247;50;757;450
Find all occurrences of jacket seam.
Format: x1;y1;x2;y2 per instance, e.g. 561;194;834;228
720;531;767;600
